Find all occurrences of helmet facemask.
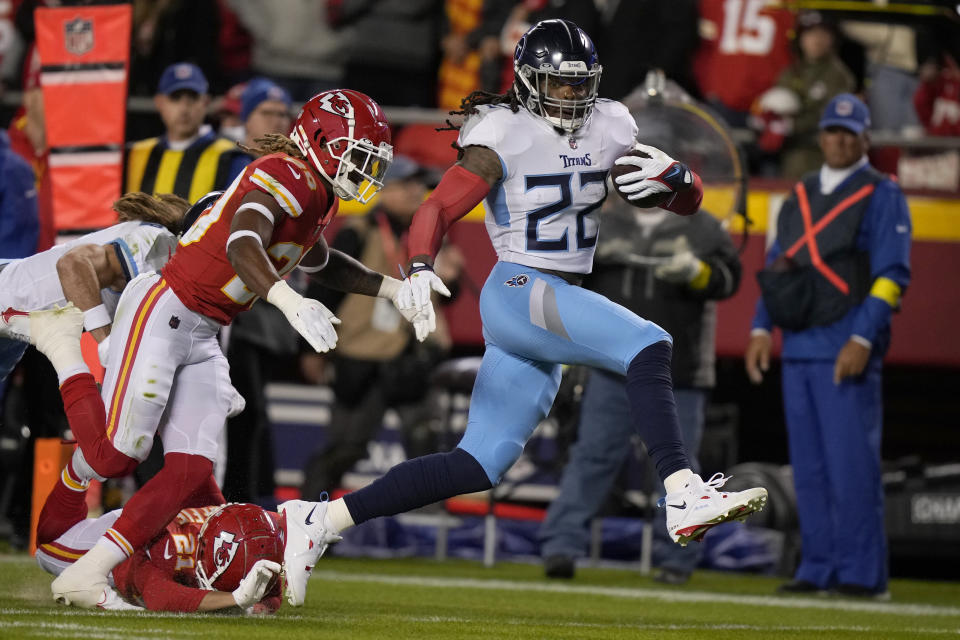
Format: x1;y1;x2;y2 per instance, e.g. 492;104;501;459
515;60;602;132
326;136;392;204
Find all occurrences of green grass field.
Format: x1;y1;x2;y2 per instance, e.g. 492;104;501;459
2;553;959;639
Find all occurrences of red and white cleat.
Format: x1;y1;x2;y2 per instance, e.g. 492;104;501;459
664;472;768;546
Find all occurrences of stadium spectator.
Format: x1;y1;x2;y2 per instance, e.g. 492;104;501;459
6;47;53;252
336;0;444;107
299;155;461;501
228;0;343;101
128;0;223;97
914;52;960;137
595;0;699;101
221;77;295;506
745;94;911;599
754;11;855;179
692;0;794;128
840;21;921;134
125;63;245;202
436;0;509;110
540;197;741;584
0;129;38;263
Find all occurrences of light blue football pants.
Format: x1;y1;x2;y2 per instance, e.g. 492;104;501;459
457;261;671;484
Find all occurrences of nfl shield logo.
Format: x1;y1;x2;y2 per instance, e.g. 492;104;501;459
64;18;94;56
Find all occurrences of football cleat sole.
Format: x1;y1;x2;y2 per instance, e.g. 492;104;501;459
674;491;768;546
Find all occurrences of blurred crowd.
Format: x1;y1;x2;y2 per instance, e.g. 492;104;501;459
1;1;959;183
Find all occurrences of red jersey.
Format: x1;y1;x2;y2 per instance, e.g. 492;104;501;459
111;506;282;613
163;153;337;324
693;0;794;112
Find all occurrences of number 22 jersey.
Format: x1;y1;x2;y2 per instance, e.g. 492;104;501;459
458;100;637;274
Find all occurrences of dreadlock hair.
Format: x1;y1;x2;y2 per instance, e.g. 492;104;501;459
113;192;192;235
438;88;523;133
237;133;306;160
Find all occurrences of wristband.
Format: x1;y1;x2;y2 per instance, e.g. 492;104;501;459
377;276;401;299
266;280;302;316
407;261;434;275
83;304;112;331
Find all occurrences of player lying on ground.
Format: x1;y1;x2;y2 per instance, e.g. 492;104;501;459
272;21;769;604
37;475;285;614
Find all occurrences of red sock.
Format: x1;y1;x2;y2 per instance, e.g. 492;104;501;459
59;373;137;478
36;463;89;545
110;453;213;550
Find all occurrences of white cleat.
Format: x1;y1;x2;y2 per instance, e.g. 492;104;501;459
96;586;143;611
664;472;768;546
28;304;84;369
0;306;32;342
51;559;110;609
278;498;342;607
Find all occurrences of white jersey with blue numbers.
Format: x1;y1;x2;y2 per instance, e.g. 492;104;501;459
0;221;178;318
458;99;638;274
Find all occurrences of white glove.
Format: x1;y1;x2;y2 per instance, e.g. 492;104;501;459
614;143;693;202
267;280;340;353
232;559;281;609
97;334;111;369
379;276;434;342
392;264;452;342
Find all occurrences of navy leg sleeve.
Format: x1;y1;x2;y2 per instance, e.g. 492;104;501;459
342;448;492;525
626;340;690;481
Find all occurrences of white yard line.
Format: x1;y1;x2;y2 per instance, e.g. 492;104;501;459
0;620;197;640
312;570;960;618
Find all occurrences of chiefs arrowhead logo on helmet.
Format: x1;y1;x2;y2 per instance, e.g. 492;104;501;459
212;530;238;570
317;91;355;119
288;89;393;204
195;504;284;593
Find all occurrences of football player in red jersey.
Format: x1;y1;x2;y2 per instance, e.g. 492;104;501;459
36;478;287;614
34;89;425;608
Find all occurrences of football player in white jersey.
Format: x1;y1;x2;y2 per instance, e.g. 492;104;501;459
0;193;190;382
267;20;768;597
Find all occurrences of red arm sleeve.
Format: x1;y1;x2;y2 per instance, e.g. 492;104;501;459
663;171;703;217
134;560;207;612
407;165;491;260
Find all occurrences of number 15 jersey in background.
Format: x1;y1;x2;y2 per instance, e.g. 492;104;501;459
162;153;337;325
460;100;636;274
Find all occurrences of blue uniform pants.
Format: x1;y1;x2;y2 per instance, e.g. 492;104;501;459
782;359;887;591
458;262;671;484
538;368;705;572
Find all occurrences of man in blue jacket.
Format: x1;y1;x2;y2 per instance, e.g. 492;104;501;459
745;94;911;599
0;128;39;395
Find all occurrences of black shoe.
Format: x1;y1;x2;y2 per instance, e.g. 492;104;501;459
833;584;890;600
543;554;575;579
654;568;691;585
777;579;824;594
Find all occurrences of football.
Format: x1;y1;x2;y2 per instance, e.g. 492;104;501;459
610;148;673;210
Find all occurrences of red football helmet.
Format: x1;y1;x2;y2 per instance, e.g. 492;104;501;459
289;89;393;204
195;504;285;592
